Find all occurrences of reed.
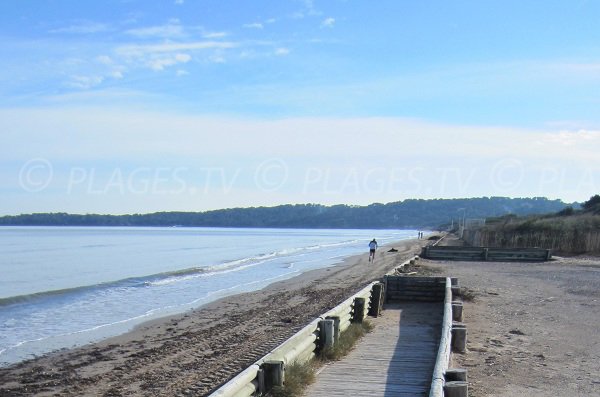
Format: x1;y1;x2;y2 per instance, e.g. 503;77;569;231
463;213;600;254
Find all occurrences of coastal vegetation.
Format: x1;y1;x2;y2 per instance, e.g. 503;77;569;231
271;321;373;397
0;197;570;229
462;195;600;255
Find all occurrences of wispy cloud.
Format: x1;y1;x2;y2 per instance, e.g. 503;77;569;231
116;41;237;57
50;21;110;34
203;31;228;39
147;53;191;71
67;75;104;89
292;0;322;18
243;22;264;29
174;0;184;4
125;20;185;39
321;17;335;28
540;129;600;146
275;48;290;56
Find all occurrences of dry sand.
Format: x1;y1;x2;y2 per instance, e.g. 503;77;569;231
425;236;600;397
4;234;596;397
0;237;428;396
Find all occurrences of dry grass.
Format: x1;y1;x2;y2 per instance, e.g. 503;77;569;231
463;213;600;255
269;320;373;397
319;320;373;361
270;361;317;397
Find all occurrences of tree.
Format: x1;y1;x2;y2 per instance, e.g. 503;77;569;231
582;195;600;213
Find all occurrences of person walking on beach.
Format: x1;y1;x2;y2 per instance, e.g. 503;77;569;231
368;238;378;262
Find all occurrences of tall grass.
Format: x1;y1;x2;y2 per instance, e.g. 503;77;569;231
463;214;600;254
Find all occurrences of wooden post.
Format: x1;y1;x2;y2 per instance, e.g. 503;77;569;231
383;275;389;304
444;381;468;397
326;316;340;343
445;368;468;382
452;301;463;322
452;323;467;353
369;283;384;317
483;248;489;261
320;319;335;349
545;249;552;260
257;368;265;394
451;286;461;300
262;361;284;389
353;297;366;323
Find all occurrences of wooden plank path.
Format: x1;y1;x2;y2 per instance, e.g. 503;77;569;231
303;302;443;397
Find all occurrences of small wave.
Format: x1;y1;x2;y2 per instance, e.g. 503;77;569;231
0;238;363;308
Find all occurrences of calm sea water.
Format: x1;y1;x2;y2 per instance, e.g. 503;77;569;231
0;226;415;366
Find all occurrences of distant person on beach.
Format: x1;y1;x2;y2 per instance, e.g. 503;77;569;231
368;238;378;262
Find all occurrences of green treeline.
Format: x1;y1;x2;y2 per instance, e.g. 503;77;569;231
462;195;600;254
0;197;570;229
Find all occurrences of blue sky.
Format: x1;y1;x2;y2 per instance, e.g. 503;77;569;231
1;0;599;214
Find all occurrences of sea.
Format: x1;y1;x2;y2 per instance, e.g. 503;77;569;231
0;226;415;367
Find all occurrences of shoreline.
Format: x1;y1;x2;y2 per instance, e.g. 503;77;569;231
1;230;420;367
91;238;411;346
0;237;429;396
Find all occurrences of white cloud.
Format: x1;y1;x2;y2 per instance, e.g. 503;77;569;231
96;55;113;65
3;108;599;211
116;41;236;57
176;69;189;76
540;129;600;146
111;70;125;79
275;48;290;56
50;21;110;34
243;23;264;29
148;53;191;71
321;18;335;28
203;31;228;39
67;75;104;89
174;0;184;4
125;21;185;38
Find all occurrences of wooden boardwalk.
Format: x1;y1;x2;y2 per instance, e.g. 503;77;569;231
303;302;443;397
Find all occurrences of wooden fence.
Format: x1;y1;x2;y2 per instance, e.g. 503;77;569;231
463;229;600;255
209;256;468;397
421;245;552;262
208;282;379;397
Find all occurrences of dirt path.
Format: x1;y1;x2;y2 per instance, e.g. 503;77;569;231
0;238;428;396
423;254;600;397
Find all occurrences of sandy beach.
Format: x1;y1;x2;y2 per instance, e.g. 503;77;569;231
6;233;595;397
428;236;600;396
0;237;428;396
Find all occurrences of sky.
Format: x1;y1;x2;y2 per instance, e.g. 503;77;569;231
1;0;599;215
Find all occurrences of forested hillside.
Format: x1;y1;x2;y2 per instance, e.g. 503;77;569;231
0;197;571;229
